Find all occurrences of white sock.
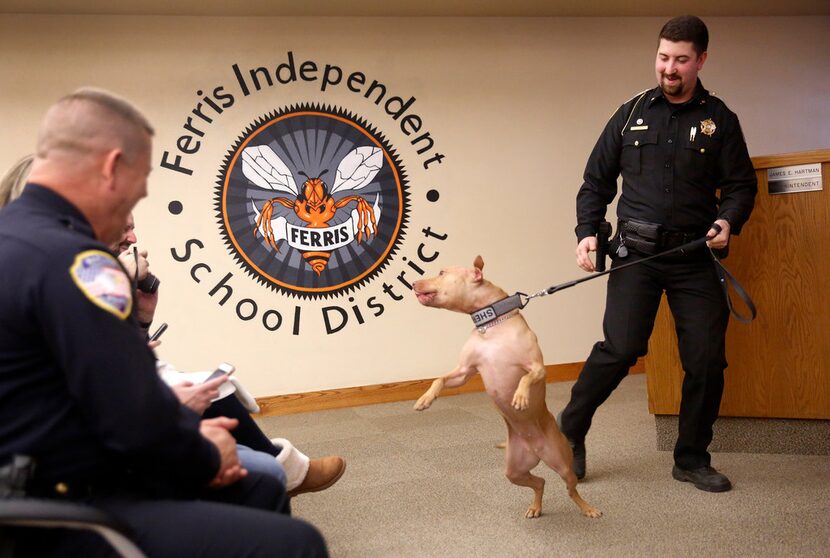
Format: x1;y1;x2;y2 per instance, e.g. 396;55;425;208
272;438;310;491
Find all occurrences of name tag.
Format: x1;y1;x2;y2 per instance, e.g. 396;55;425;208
472;307;496;325
629;125;649;131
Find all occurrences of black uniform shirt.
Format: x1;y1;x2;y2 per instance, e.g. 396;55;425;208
0;184;218;494
576;81;757;241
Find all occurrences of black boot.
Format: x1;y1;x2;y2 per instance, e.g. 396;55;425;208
672;465;732;492
556;411;586;480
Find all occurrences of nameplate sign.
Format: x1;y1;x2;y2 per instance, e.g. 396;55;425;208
767;163;823;195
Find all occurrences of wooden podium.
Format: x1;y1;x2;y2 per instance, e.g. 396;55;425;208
646;149;830;425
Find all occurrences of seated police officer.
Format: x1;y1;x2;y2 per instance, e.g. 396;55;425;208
0;87;328;557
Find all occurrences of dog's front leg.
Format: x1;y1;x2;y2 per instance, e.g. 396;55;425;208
414;377;444;411
414;364;475;411
512;362;546;411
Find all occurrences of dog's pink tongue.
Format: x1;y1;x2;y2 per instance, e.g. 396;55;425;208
415;292;434;305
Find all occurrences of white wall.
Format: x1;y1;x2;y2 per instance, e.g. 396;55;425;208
1;15;828;396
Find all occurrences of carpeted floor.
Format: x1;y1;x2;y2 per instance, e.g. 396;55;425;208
256;375;830;557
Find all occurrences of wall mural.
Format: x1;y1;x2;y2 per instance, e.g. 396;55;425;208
161;52;449;335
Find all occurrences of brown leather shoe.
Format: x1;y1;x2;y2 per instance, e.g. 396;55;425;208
288;456;346;497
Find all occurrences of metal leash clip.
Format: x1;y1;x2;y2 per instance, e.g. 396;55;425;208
519;289;549;308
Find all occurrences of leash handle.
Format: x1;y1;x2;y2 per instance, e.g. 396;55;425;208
709;248;757;323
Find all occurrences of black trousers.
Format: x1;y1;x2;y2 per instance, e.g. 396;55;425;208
560;252;729;469
205;395;281;457
14;471;328;558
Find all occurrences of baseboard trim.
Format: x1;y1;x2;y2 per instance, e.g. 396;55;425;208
255;359;644;417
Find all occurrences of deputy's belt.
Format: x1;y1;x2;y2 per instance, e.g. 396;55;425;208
619;219;705;255
659;230;700;250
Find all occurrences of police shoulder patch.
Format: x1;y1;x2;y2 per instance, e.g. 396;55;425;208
69;250;133;320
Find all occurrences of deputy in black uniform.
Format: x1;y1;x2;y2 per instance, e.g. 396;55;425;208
558;16;757;492
0;88;327;556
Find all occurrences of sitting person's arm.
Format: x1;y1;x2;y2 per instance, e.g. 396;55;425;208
169;376;228;415
37;248;225;491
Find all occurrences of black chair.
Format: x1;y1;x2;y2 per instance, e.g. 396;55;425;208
0;456;145;558
0;497;146;558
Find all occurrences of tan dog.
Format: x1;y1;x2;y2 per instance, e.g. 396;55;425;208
413;256;601;519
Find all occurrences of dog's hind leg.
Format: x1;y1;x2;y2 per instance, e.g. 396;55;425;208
537;419;602;518
504;425;545;519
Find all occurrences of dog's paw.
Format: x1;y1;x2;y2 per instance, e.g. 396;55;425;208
524;505;542;519
582;506;602;519
414;393;435;411
511;391;529;411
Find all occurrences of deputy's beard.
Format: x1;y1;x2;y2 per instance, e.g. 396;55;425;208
660;75;684;98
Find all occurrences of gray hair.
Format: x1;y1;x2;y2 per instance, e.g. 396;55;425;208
36;87;154;162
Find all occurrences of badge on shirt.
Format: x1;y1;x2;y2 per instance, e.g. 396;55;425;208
69;250;133;320
700;118;717;137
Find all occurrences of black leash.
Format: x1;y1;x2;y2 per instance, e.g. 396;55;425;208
709;248;757;323
471;235;756;330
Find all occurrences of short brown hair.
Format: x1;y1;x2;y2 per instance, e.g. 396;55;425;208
659;16;709;57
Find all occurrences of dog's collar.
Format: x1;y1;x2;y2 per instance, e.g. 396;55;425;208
475;309;520;333
470;293;524;331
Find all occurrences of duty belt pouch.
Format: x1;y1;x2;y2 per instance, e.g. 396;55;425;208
621;219;661;256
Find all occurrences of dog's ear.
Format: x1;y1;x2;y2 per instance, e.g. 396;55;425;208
472;256;484;282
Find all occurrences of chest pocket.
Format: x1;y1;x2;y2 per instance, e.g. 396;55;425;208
621;130;658;175
681;133;722;182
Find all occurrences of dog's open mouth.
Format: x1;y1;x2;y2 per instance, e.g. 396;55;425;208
414;290;436;305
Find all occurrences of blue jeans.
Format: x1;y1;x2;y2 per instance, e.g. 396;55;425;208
238;444;287;488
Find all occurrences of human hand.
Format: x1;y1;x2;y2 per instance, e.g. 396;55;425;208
135;289;158;325
171;376;227;414
118;248;150;281
575;236;598;272
706;219;731;250
200;417;246;488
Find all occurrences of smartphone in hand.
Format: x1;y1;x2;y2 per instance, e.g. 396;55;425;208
149;322;168;342
203;362;235;383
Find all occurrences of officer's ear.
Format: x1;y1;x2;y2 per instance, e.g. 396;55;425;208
696;51;708;71
100;148;124;189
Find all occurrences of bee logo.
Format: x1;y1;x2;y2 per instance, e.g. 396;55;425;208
243;144;383;276
216;105;409;299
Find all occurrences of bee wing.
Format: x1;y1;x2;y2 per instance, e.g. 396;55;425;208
250;200;289;243
330;146;383;195
242;145;299;196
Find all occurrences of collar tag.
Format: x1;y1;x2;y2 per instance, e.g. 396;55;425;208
472;306;496;326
